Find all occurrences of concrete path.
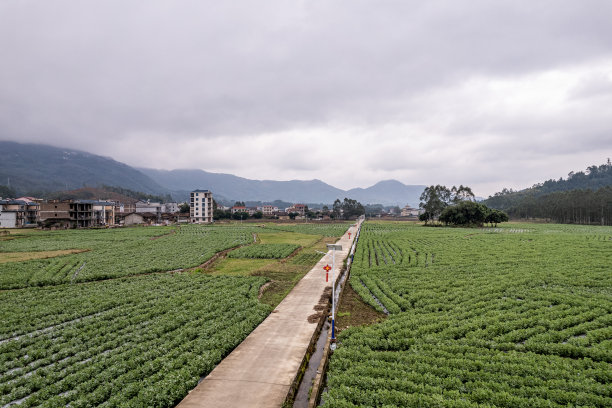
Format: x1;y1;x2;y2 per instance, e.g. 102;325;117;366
176;222;361;408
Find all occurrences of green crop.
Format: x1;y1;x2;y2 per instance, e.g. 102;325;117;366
227;243;300;259
0;274;271;407
323;222;612;407
0;225;257;289
263;223;352;237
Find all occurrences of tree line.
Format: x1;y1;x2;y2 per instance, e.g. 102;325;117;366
419;185;508;227
492;186;612;226
484;160;612;226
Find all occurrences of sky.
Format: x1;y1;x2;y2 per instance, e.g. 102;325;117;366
1;0;611;197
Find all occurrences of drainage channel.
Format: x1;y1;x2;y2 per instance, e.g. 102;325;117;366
293;263;350;408
293;220;363;408
293;319;330;408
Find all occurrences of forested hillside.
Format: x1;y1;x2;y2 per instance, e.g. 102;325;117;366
484;160;612;225
0;141;168;196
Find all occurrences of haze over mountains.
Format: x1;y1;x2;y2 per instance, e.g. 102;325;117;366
0;142;425;206
0;141;166;195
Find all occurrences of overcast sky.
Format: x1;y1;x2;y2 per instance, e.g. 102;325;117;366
1;0;611;197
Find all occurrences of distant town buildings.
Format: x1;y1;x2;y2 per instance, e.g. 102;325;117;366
190;190;213;223
401;205;421;217
0;199;27;228
0;194;186;229
38;201;93;228
231;205;247;214
261;205;278;216
286;204;306;216
1;186;378;228
162;202;179;213
135;200;162;215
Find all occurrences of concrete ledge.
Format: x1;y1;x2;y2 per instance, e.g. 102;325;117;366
285;294;331;406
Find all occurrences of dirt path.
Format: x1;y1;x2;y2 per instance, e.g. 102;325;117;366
176;222;361;408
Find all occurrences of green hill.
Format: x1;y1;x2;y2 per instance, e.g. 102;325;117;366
0;141;168;196
483;160;612;225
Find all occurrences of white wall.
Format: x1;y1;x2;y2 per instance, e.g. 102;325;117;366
0;211;17;228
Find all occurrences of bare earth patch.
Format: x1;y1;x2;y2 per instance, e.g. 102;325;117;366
336;279;387;333
0;249;90;264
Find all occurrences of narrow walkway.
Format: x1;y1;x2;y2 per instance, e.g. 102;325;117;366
176;222;361;408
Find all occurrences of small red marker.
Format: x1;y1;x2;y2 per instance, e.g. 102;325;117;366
323;264;331;282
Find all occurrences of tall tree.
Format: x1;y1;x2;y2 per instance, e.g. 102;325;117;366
420;184;477;224
332;199;342;219
341;198;365;219
419;185;451;224
451;185;476;203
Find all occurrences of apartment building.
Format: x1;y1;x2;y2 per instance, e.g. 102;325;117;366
39;201;93;228
162;202;179;213
286;204;306;216
261;205;278;216
190;190;213;223
0;200;25;228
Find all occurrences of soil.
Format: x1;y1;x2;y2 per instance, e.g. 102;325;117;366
258;281;272;299
335;280;386;333
307;287;331;323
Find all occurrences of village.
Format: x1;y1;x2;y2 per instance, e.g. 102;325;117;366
0;188;422;229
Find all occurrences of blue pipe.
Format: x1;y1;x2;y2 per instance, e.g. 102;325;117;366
331;318;335;340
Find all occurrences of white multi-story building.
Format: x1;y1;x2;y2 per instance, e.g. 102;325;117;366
262;205;278;216
135;200;162;214
162;202;179;213
190;190;213;223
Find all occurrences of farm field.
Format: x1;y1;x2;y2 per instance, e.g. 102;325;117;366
209;225;350;308
0;222;350;407
227;243;300;259
0;274;270;407
262;223;353;238
0;225;255;289
323;222;612;407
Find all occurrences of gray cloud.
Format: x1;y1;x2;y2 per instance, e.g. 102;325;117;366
1;0;611;196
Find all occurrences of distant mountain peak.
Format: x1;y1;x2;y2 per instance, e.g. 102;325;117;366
1;141;425;205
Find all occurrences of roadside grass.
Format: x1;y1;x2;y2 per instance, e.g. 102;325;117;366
0;249;89;264
257;231;320;247
253;263;309;308
207;258;274;276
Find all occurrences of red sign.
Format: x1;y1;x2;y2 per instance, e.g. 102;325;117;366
323;265;331;272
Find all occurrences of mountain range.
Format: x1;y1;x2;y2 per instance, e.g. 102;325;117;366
0;141;425;206
0;141;166;195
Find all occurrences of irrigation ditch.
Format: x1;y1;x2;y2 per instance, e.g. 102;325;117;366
292;219;364;408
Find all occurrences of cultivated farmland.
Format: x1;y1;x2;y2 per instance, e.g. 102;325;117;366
0;274;270;407
227;243;299;259
0;225;255;289
0;222;350;407
263;223;352;237
324;222;612;407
